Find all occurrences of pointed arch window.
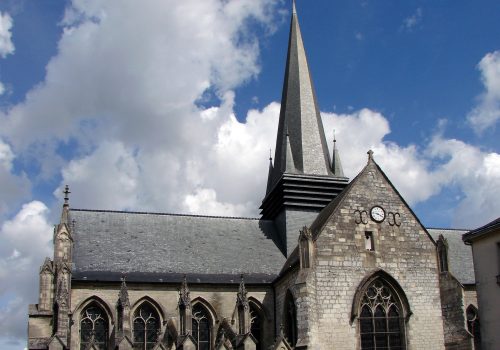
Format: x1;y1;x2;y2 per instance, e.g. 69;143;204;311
284;291;297;347
249;302;262;350
466;305;481;349
359;280;406;349
80;303;109;350
192;303;211;350
133;303;160;350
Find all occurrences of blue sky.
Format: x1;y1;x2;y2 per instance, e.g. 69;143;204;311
0;0;499;348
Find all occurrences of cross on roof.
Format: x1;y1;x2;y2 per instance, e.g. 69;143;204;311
63;185;71;206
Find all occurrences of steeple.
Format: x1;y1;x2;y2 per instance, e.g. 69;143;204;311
271;0;332;184
331;131;345;177
260;2;349;256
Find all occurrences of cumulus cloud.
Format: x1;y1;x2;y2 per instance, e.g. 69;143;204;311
467;51;500;133
0;201;53;340
428;136;500;227
0;138;31;217
322;109;500;227
0;12;14;58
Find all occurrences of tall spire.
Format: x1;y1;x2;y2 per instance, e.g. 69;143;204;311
331;131;344;177
271;1;332;185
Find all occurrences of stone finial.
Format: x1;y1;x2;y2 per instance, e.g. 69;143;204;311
292;0;297;15
236;274;249;309
299;226;312;241
367;149;374;162
179;275;191;307
118;276;130;308
63;185;71;206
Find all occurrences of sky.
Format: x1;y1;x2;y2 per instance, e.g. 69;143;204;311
0;0;499;348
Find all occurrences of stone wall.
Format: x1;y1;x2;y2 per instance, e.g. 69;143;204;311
439;273;472;350
308;159;446;349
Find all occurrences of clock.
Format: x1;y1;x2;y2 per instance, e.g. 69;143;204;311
370;206;385;223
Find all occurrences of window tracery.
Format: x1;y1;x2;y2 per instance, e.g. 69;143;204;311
192;303;211;350
466;305;481;349
133;303;160;350
359;280;405;350
80;303;108;350
249;303;262;350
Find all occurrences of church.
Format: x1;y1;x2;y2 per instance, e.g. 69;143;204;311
27;3;479;350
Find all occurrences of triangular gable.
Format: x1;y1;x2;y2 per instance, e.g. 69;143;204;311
310;152;436;245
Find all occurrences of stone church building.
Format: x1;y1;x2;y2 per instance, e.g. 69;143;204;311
27;3;480;350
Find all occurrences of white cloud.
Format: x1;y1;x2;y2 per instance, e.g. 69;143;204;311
402;8;423;31
0;81;5;95
0;12;14;58
0;201;53;341
0;139;31;217
467;51;500;133
322;109;440;205
0;0;281;153
428;136;500;227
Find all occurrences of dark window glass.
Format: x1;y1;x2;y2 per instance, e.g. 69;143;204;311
466;305;481;349
250;303;262;350
133;303;160;350
284;291;297;346
192;304;211;350
80;304;108;350
359;280;406;350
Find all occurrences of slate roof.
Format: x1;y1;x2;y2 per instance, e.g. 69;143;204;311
428;228;475;285
70;209;286;284
463;217;500;242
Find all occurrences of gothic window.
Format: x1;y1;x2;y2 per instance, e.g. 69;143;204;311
192;303;211;350
133;303;160;350
284;291;297;347
249;303;262;350
466;305;481;349
359;280;406;350
80;303;109;350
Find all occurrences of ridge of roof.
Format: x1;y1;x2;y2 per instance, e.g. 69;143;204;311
69;208;261;221
427;227;471;232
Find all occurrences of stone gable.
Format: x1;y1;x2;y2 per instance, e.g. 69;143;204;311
307;157;445;349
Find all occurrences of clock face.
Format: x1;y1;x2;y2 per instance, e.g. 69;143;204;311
370;206;385;222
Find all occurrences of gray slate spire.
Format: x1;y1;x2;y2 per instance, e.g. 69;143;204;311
271;2;332;185
331;132;345;177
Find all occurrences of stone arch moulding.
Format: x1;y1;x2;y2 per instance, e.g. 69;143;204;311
248;296;270;321
191;296;218;324
73;295;115;327
350;269;412;325
131;296;167;325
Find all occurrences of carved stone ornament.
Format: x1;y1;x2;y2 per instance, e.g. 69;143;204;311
178;275;191;307
118;277;130;308
298;226;312;241
56;278;69;308
236;275;249;310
